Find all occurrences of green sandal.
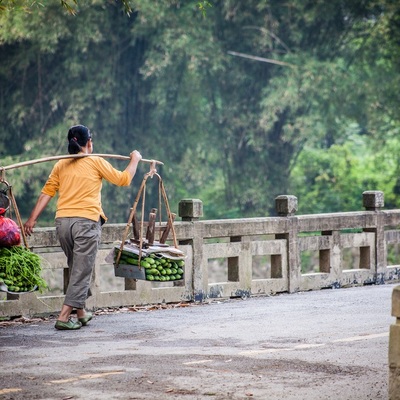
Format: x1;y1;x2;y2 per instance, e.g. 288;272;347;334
55;318;82;330
78;312;93;326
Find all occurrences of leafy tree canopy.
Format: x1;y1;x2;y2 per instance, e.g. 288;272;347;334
0;0;399;225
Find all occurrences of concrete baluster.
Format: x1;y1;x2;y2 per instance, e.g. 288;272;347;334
362;191;386;283
178;199;204;300
275;195;300;293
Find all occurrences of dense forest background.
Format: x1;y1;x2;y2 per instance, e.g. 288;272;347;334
0;0;399;226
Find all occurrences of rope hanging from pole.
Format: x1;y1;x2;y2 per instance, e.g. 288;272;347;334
115;171;177;266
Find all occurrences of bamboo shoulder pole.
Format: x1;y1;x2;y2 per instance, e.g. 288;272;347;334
0;153;163;172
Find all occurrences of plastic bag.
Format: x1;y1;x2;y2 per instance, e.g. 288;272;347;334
0;216;21;247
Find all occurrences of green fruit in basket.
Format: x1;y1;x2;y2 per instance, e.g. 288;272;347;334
160;269;166;275
144;257;155;264
140;261;151;268
171;268;177;274
177;268;184;274
165;268;172;275
169;275;176;280
175;274;182;280
146;274;154;281
127;257;139;265
149;268;159;275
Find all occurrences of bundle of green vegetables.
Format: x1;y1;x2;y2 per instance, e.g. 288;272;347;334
0;246;48;293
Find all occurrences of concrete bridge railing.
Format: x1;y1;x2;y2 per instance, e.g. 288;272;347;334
1;190;399;318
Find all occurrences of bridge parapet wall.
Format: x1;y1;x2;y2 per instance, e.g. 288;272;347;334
1;191;400;318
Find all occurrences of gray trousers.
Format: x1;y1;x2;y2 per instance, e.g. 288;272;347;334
55;217;101;309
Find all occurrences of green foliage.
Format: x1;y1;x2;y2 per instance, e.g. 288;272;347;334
1;0;400;225
0;0;212;17
197;1;212;17
290;131;399;214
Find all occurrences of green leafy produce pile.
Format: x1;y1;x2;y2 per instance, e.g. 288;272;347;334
0;246;48;293
115;249;184;282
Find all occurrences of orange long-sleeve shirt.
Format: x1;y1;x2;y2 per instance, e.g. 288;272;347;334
42;156;132;222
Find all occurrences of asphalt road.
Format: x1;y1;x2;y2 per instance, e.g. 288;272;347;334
0;283;397;400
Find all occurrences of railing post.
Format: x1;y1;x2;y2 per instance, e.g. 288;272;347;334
275;195;300;293
178;199;205;301
178;198;203;221
389;285;400;400
362;191;386;283
362;190;384;211
275;195;298;217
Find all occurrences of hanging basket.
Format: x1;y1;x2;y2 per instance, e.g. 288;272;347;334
112;171;185;282
0;178;44;295
0;281;37;295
